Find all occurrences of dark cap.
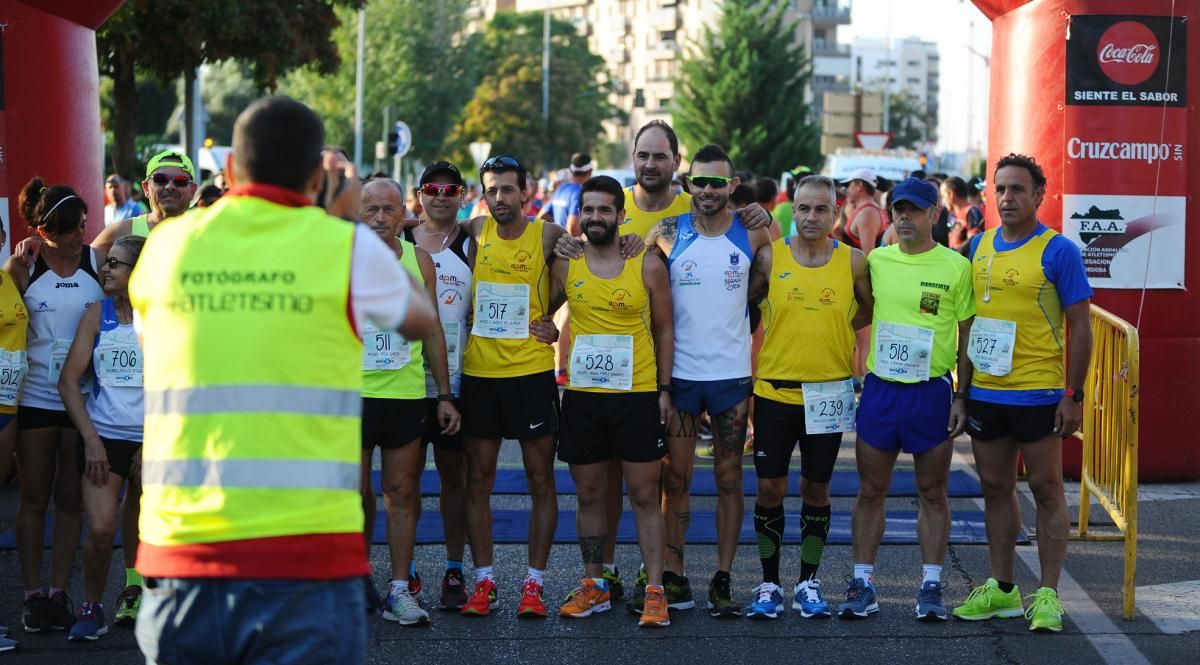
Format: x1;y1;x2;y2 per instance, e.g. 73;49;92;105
890;177;940;209
419;161;464;186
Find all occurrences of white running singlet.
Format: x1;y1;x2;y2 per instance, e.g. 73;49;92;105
406;228;473;397
21;250;104;410
667;213;752;380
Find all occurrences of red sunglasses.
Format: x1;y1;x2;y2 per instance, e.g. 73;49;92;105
420;183;463;197
151;173;191;188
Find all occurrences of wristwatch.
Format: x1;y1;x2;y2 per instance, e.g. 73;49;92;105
1065;388;1084;403
953;391;970;401
658;383;673;393
436;393;454;402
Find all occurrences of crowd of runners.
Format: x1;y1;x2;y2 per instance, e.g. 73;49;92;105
0;97;1091;662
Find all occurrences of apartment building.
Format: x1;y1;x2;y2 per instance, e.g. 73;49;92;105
475;0;854;162
850;36;940;141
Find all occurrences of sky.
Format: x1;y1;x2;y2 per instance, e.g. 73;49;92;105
838;0;994;155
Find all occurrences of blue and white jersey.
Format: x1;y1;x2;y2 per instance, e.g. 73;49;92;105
88;298;143;442
667;213;752;380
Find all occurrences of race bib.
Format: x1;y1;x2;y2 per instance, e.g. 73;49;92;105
874;321;934;382
49;339;72;386
471;282;530;340
0;349;27;406
362;321;411;370
569;334;634;391
802;379;856;434
968;317;1016;377
95;329;143;388
442;321;461;376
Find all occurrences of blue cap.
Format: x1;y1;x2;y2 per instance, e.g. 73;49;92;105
890;177;939;209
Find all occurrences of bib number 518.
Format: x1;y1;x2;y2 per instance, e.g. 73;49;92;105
887;343;909;362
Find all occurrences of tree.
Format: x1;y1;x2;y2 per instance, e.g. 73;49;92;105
885;91;930;150
671;0;821;176
165;61;262;146
97;0;359;180
446;11;624;174
279;0;479;168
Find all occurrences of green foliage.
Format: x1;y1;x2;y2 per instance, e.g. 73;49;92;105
446;11;624;175
279;0;478;167
671;0;821;176
886;91;929;150
164;61;262;145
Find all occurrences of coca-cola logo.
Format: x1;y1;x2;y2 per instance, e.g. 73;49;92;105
1096;21;1159;85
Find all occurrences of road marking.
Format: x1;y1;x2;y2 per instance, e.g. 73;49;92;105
951;448;1150;665
1134;579;1200;635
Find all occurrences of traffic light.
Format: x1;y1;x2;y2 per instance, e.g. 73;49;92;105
388;131;400;157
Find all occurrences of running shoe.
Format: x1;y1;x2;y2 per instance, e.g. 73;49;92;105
696;445;715;459
665;574;696;611
0;625;7;637
46;591;75;630
439;569;468;611
742;432;754;456
409;570;424;602
698;421;714;441
706;575;742;618
516;578;548;618
745;582;784;620
626;567;649;614
67;602;108;641
837;576;878;619
460;578;498;617
602;567;625;601
952;578;1024;621
0;636;15;653
1025;587;1064;632
915;581;949;622
113;585;142;628
639;585;670;628
21;597;52;633
363;576;382;614
793;578;832;618
559;578;611;619
383;584;430;626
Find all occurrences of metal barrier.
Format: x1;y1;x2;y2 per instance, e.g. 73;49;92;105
1073;304;1139;620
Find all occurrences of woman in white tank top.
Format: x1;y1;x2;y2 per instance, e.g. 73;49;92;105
3;178;106;630
58;235;146;639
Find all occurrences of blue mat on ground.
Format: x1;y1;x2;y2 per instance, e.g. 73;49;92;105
0;508;1025;549
393;509;1023;545
375;468;984;498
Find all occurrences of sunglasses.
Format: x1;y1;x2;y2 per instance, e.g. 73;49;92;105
688;175;734;190
420;183;464;198
481;155;521;170
151;173;191;188
104;257;135;270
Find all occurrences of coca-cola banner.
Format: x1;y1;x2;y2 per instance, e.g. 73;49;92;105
1062;14;1188;289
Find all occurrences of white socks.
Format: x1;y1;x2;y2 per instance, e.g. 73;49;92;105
526;567;546;585
922;564;942;584
853;563;874;585
475;566;494;584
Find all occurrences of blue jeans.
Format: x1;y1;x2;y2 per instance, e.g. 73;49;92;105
135;577;365;665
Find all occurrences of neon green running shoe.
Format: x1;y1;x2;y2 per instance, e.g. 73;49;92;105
951;578;1024;621
113;585;142;627
1025;587;1064;632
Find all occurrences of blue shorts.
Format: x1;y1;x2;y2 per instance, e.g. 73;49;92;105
0;413;14;431
856;373;952;455
670;376;752;416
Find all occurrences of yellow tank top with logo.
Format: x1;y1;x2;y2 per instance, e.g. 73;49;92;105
970;227;1064;391
564;253;656;393
462;217;554;378
619;187;691;240
362;238;426;399
0;272;29;415
755;238;857;405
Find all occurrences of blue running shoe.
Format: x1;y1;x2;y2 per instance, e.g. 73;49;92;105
836;576;879;619
67;602;108;641
793;578;832;618
915;581;949;622
745;582;785;620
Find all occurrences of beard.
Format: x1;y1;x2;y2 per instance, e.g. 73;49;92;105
584;222;617;245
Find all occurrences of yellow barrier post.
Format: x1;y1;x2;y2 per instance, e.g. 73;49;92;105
1073;305;1139;620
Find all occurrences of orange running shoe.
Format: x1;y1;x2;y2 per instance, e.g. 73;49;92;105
460;578;498;617
516;578;548;618
559;578;612;619
639;585;671;628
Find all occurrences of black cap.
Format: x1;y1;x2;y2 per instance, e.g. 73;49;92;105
419;161;464;186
